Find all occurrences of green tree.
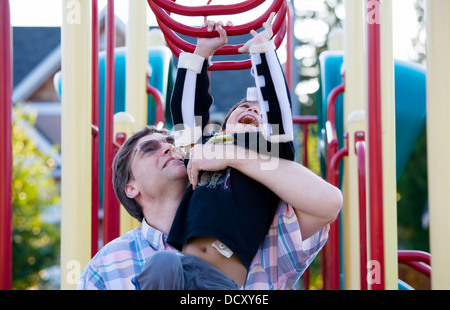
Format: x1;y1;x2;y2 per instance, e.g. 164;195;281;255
292;0;344;116
397;130;429;252
12;105;60;289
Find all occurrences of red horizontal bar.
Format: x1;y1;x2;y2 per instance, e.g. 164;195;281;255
401;261;431;278
151;0;266;17
148;0;284;38
398;251;431;279
398;250;431;277
158;1;287;71
398;250;431;265
153;0;286;53
164;36;254;70
292;115;318;125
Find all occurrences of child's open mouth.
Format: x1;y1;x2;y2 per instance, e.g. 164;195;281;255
238;115;259;127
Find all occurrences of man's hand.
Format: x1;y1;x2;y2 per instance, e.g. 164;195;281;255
238;12;275;54
194;20;233;59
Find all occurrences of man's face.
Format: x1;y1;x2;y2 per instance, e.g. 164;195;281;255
127;133;187;199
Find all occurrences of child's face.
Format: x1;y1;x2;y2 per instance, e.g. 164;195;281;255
224;101;262;134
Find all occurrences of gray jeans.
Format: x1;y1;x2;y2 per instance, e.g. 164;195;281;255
132;251;239;290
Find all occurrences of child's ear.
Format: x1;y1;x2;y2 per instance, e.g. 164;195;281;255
125;181;139;199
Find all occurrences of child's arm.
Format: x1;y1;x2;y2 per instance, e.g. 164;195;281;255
240;13;295;159
170;22;229;147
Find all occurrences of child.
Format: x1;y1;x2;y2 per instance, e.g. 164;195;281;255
133;13;295;289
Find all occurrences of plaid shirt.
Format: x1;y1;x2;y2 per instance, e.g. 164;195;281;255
77;203;329;290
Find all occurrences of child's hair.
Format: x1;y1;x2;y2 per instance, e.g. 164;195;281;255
221;98;258;130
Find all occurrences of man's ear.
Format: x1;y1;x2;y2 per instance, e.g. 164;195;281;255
125;181;139;199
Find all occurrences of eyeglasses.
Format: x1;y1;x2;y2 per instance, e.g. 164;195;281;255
129;136;175;167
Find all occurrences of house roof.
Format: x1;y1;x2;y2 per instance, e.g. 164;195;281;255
13;27;61;87
13;10;127;104
12;11;127;169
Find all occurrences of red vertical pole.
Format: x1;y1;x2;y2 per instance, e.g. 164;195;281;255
367;0;385;290
91;0;99;256
302;123;310;290
322;82;345;290
0;0;12;290
355;132;368;290
302;125;309;167
103;0;120;245
285;1;293;93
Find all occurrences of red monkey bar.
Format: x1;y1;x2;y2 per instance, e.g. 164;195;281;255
398;250;431;278
367;0;385;290
147;0;289;70
103;0;120;245
91;0;100;257
0;0;13;290
355;131;368;290
323;77;346;290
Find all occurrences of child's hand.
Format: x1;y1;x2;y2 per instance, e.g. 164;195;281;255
238;12;275;54
194;20;233;59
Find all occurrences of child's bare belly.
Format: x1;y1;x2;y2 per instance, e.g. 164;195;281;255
182;237;247;288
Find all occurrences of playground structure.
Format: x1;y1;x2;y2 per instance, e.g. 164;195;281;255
1;0;450;290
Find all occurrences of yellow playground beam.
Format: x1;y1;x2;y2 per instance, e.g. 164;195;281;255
120;0;148;235
125;0;149;132
380;0;398;290
60;0;92;289
426;0;450;290
343;0;367;290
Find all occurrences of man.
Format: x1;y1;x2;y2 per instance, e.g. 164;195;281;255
77;125;342;290
77;18;342;290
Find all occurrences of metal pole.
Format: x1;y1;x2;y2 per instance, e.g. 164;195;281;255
343;0;367;290
125;0;148;131
379;0;398;290
103;0;120;245
0;0;13;290
426;0;450;290
367;0;385;290
61;0;92;289
91;0;100;257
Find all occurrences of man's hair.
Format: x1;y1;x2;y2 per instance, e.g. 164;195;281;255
112;125;171;222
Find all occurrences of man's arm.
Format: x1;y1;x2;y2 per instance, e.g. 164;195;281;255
187;143;342;240
232;152;342;240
